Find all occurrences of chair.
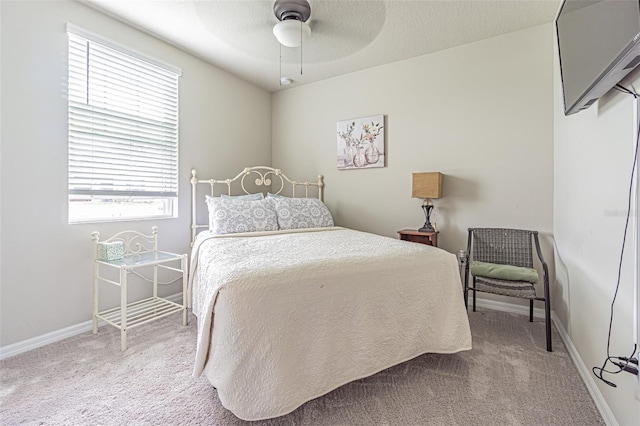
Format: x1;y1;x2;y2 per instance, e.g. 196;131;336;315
464;228;552;351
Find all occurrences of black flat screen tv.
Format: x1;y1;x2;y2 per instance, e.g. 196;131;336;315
556;0;640;115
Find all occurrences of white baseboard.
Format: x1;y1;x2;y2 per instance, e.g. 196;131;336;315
550;312;618;426
0;320;95;361
471;298;617;426
0;293;184;361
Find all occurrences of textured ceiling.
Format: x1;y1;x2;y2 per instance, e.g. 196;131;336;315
80;0;561;92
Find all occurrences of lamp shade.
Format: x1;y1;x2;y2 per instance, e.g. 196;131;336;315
273;20;311;48
412;172;442;199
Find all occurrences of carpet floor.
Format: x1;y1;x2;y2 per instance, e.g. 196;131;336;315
1;309;603;425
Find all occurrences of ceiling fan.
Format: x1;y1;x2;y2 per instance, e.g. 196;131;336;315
190;0;385;88
272;0;312;48
271;0;313;85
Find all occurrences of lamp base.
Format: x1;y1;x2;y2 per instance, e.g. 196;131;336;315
418;223;436;233
418;203;436;233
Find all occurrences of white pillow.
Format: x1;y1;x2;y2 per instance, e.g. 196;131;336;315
206;196;278;234
272;197;334;230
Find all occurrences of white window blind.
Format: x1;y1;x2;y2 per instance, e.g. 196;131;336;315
67;27;181;222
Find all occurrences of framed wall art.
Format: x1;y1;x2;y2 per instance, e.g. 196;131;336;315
337;115;385;170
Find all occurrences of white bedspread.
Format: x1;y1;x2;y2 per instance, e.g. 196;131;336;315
189;227;472;421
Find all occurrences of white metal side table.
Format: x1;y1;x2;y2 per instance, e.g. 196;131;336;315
91;226;188;351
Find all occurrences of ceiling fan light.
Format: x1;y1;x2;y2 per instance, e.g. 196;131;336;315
273;20;311;48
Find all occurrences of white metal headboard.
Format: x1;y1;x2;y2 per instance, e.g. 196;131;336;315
190;166;325;245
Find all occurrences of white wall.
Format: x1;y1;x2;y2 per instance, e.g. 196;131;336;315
0;0;271;346
272;24;555;307
553;40;640;425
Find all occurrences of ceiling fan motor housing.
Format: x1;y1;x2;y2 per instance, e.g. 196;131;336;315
274;0;311;22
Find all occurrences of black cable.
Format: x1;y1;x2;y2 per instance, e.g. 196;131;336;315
592;84;640;387
594;344;638;387
616;356;639;365
615;85;635;96
613;359;639;375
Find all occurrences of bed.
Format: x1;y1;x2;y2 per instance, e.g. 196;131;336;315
188;166;472;421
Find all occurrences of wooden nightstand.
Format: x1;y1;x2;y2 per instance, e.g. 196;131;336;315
398;229;438;247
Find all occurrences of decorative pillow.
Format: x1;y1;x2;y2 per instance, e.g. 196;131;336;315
470;261;539;284
206;196;278;234
220;193;264;200
272;197;334;230
205;194;265;230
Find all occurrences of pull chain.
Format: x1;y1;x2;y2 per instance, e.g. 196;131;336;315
279;43;283;85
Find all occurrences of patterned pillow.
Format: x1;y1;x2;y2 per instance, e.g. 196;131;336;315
272;197;334;230
206;196;278;234
205;194;265;230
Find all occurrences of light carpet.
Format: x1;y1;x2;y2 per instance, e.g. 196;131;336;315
1;309;603;425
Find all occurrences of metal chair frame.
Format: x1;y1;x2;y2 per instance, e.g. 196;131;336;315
464;228;552;352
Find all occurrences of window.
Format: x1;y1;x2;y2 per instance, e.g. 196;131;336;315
67;25;181;223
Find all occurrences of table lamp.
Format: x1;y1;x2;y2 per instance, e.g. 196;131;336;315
411;172;442;233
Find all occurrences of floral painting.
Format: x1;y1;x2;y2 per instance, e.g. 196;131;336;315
337;115;385;170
